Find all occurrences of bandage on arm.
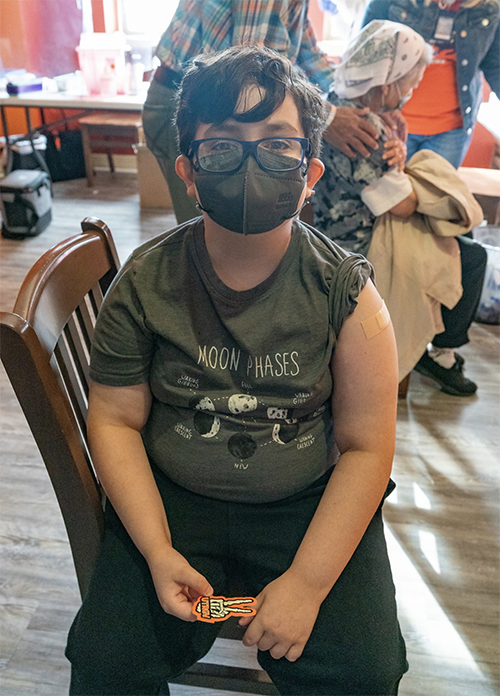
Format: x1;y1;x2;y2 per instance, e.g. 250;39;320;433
361;301;391;340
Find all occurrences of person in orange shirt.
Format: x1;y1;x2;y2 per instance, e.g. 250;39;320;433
363;0;500;168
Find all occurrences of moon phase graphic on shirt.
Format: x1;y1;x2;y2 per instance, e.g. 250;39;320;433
228;432;258;459
193;410;221;438
272;422;299;445
189;395;215;411
228;394;258;414
267;406;290;420
187;389;302;457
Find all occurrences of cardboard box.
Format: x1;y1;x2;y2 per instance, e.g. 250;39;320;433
134;142;173;209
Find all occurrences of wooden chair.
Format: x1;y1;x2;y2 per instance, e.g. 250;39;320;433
398;373;411;399
0;217;277;695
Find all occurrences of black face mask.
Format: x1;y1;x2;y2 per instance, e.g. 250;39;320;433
193;156;307;235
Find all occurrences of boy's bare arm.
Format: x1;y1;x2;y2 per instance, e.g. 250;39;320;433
241;280;398;661
290;279;397;593
87;382;213;620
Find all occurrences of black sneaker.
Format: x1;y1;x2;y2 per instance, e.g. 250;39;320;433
454;351;465;367
414;351;477;396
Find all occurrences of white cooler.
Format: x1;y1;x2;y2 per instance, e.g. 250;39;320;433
0;169;52;238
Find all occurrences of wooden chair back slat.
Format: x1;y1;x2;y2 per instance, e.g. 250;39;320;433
0;218;118;598
54;333;89;432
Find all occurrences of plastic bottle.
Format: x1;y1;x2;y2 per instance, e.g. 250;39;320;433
130;53;145;95
100;58;118;97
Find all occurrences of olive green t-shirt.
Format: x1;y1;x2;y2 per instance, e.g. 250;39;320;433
90;218;372;503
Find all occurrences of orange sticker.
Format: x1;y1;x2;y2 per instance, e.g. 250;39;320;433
192;595;257;623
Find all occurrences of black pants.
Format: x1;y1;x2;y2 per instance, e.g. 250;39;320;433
66;468;408;695
433;235;487;349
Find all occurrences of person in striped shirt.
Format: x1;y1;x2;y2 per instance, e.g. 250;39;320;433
143;0;406;223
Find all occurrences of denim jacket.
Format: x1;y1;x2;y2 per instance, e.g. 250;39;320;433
362;0;500;134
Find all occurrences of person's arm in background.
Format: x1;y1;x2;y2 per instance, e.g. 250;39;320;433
239;280;398;662
342;113;416;217
388;188;418;216
325;110;415;216
361;168;418;218
479;24;500;99
381;129;407;169
87;381;213;620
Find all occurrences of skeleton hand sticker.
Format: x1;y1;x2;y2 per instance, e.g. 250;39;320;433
192;595;257;623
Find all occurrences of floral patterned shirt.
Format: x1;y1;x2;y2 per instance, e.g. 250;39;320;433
313;96;391;256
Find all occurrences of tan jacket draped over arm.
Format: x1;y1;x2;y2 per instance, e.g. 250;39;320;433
367;150;484;381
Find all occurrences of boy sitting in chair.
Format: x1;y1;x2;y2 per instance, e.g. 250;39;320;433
66;46;408;695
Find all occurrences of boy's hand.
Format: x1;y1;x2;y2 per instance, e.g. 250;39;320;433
323;106;379;159
148;547;213;622
239;570;324;661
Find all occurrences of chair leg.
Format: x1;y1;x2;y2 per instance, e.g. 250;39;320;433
398;373;410;399
106;149;115;173
80;125;94;187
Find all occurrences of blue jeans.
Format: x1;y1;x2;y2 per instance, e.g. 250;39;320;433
406;127;473;169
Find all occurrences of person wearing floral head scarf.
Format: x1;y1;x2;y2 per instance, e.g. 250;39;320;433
314;20;432;257
313;20;487;396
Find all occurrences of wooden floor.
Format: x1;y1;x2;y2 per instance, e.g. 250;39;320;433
0;171;499;696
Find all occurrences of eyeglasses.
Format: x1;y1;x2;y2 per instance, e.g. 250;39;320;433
189;137;311;173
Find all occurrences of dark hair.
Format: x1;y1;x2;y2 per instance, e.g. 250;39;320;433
176;45;329;159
